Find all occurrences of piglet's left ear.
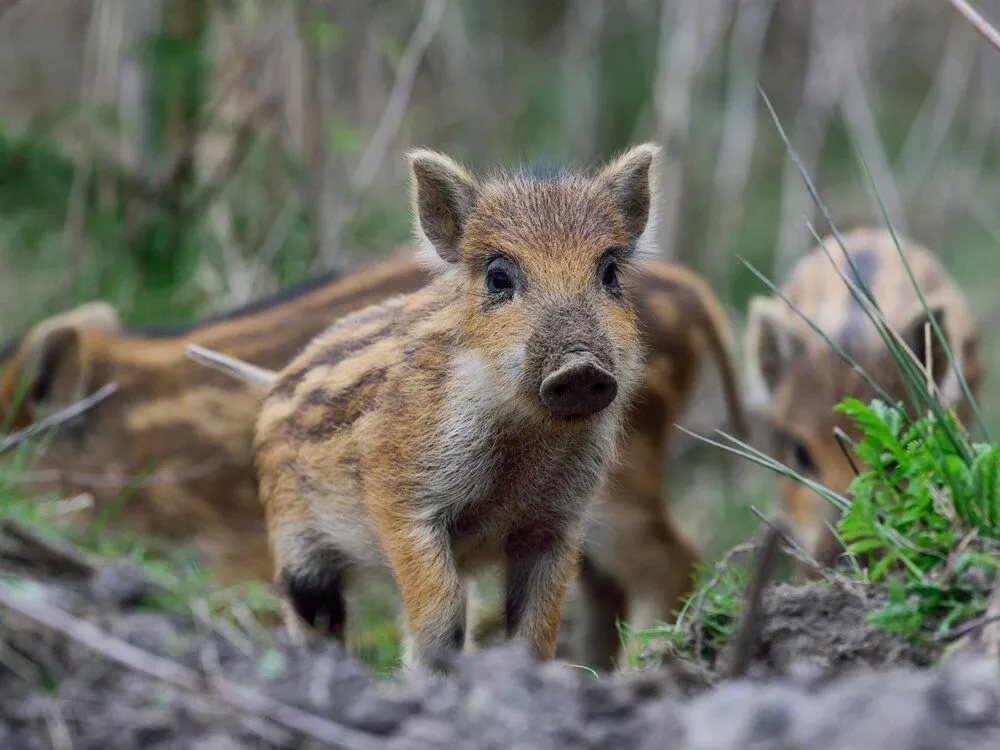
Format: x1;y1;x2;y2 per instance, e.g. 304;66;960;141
597;143;662;252
408;148;479;267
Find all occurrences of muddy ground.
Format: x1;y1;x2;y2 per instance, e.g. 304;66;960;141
1;541;998;750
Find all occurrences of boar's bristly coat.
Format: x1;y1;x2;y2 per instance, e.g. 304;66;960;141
254;145;660;671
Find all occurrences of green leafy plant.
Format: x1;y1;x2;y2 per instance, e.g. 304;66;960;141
833;397;1000;638
621;551;751;668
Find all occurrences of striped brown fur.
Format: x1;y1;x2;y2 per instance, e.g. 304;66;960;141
745;227;982;568
0;250;425;583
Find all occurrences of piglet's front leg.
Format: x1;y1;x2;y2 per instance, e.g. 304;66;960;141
504;528;582;661
378;519;466;673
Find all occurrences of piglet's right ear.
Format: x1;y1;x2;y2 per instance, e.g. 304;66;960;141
49;301;121;333
408;148;479;266
7;302;120;421
744;296;807;408
598;142;662;258
19;325;93;420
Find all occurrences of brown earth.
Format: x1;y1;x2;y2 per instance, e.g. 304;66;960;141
634;582;940;686
0;547;998;750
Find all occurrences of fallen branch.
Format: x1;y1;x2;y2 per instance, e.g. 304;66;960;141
0;519;97;577
0;383;119;457
0;582;382;750
944;0;1000;53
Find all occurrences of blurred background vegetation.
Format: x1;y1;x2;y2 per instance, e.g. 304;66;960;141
1;0;999;560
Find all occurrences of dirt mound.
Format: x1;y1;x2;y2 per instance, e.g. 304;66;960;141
749;583;939;673
1;571;999;750
636;582;939;683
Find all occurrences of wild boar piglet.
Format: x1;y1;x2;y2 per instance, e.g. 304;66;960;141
252;144;660;670
745;227;981;568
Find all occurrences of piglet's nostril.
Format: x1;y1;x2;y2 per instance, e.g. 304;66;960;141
539;353;618;418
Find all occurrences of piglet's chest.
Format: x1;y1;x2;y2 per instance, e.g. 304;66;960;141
430;414;606;556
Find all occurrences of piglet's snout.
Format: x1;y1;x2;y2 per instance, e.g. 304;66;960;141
539;351;618;418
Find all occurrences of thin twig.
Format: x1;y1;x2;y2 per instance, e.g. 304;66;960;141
191;599;256;657
0;582;201;687
943;0;1000;53
0;582;382;750
0;520;97;577
37;494;96;519
937;529;978;588
231;602;272;644
0;383;119;457
45;703;74;750
352;0;448;191
0;639;44;684
109;82;272;217
180;118;261;220
973;571;1000;655
10;456;227;489
726;520;786;679
833;427;861;477
251;192;303;289
687;540;756;684
935;612;1000;643
748;506;867;594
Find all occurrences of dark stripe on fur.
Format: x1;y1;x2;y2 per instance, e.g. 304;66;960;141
121;269;345;339
841;248;878;350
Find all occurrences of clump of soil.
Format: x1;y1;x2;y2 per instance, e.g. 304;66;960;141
636;582;939;686
748;583;939;673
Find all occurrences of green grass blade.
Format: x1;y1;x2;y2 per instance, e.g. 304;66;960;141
675;425;852;511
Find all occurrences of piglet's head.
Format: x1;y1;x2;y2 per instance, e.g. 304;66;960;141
408;145;660;423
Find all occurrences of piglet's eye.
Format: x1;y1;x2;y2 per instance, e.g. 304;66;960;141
602;261;618;287
792;440;817;476
484;257;517;300
599;252;622;293
776;430;818;477
487;268;512;293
